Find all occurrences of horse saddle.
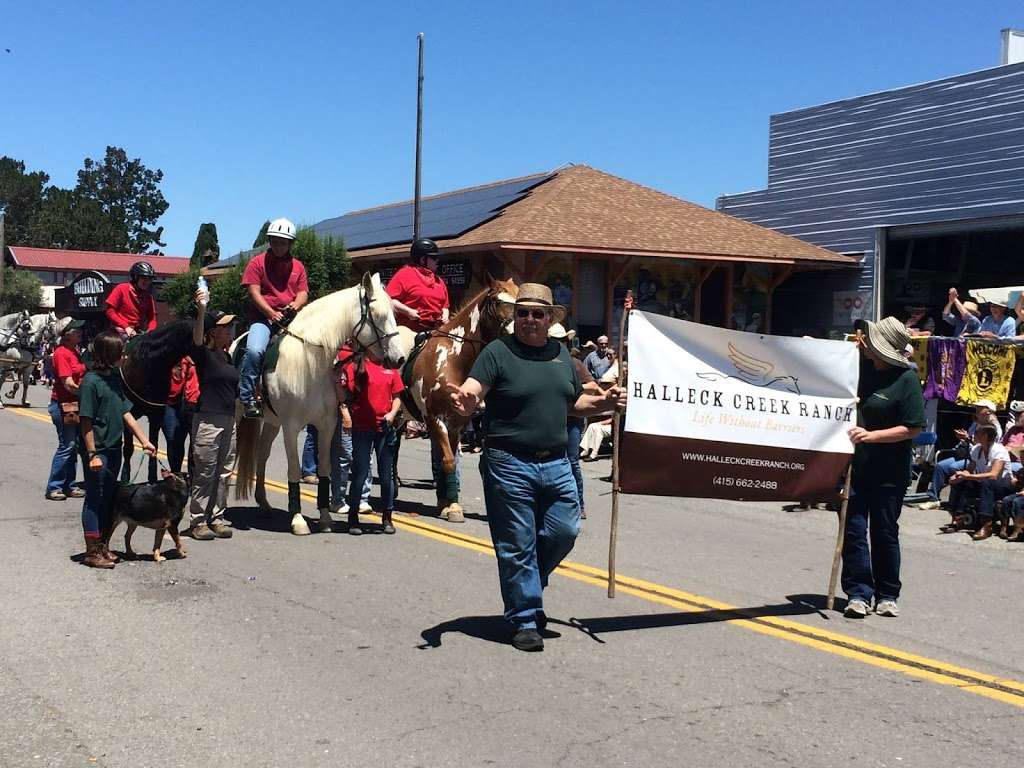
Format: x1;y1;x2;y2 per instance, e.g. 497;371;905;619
398;333;435;423
231;330;285;374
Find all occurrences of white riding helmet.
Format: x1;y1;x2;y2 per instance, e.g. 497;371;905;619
267;217;297;241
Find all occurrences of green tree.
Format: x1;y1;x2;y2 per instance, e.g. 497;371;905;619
75;146;169;253
252;220;270;249
323;236;351;291
0;157;48;245
29;187;123;251
190;222;220;267
291;228;329;299
208;263;250;318
158;266;202;320
0;267;43;313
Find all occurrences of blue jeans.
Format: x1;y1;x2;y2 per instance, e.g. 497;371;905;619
480;447;581;630
349;427;397;512
566;419;585;513
302;424;318;477
82;446;122;536
46;400;80;494
930;456;968;501
842;483;904;603
950;476;1016;522
239;321;271;404
322;418;369;507
162;401;194;474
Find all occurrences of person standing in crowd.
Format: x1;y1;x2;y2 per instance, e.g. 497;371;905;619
78;332;156;569
187;292;239;540
917;400;1002;510
904;305;934;336
105;261;158;338
843;317;926;619
45;319;87;501
239;218;308;419
978;299;1016;339
549;322;600;521
584;335;614;380
387;238;451;333
448;284;625;652
340;354;404;536
163;355;199;475
947;423;1014;541
942;288;982;336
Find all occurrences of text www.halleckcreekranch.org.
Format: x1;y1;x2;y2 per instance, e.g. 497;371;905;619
680;453;806;471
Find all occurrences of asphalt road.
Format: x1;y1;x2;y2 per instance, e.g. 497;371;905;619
2;384;1023;767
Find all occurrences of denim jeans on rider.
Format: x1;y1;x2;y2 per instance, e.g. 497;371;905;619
929;456;968;502
239;321;272;405
47;400;81;495
566;418;585;515
480;447;581;630
82;446;122;537
348;427;397;513
841;482;904;604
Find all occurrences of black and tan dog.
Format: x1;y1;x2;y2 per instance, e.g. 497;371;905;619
104;472;189;562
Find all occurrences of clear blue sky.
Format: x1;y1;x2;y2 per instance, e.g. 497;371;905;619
4;1;1023;258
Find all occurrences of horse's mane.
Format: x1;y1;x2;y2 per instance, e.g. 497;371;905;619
123;320;195;403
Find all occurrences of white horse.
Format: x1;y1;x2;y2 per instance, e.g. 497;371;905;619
234;272;405;535
0;312;68;408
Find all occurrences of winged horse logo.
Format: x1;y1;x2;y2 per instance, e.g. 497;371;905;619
697;342;801;395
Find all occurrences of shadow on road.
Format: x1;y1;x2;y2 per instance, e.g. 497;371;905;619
418;615;511;648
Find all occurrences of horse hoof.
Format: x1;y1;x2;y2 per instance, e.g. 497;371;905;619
443;505;465;524
291;514;311;536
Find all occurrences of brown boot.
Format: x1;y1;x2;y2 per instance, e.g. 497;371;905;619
1008;516;1024;543
972;521;993;541
83;537;114;569
100;540;120;563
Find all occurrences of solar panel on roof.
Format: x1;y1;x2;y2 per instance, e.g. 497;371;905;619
311;173;553;250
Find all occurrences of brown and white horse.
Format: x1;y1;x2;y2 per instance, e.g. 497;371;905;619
403;277;517;522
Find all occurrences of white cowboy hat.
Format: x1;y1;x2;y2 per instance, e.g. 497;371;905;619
547;323;576;341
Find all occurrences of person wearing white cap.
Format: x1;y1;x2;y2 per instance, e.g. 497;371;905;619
843;317;926;618
978;297;1016;339
918;400;1003;510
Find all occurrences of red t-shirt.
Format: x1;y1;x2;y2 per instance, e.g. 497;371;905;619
242;251;308;319
386;264;450;332
105;282;157;332
51;344;86;403
167;356;200;405
342;358;405;432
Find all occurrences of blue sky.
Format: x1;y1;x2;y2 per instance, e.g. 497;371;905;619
3;1;1023;257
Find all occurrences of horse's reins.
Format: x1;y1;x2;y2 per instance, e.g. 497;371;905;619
418;293;511;346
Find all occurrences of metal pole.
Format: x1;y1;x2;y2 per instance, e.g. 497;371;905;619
413;33;425;241
607;290;632;597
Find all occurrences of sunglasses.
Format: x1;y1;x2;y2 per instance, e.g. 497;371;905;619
516;308;549;320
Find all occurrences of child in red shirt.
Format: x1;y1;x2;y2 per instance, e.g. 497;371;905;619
339;355;404;534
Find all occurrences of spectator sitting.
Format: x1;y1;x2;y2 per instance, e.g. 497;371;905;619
1002;401;1024;473
904;305;934;336
998;466;1024;542
580;417;613;460
584;335;614;380
917;400;1002;510
978;299;1016;338
945;424;1014;541
942;288;981;336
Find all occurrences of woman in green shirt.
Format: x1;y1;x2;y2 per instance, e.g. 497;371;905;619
843;317;925;618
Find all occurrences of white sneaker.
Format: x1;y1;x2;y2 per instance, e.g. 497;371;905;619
917;500;940;510
844;599;870;618
358;502;373;513
329;502;349;514
875;599;899;617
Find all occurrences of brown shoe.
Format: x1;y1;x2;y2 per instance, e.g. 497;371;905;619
100;542;120;564
209;523;234;539
83;537;114;569
972;522;993;541
188;523;216;541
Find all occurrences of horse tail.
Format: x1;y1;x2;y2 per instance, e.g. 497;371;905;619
234;417;260;500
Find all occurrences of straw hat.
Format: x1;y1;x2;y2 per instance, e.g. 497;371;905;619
514;283;566;322
962;300;980;316
547;323;576;341
854;317;912;369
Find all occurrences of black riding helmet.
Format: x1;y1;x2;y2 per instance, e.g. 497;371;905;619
410;238;440;266
129;261;155;282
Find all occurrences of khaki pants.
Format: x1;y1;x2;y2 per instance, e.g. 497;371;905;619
189;412;237;527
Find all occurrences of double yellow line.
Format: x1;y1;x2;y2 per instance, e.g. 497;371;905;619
9;405;1024;708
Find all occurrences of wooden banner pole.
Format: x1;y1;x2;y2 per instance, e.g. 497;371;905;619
607;290;633;598
826;465;853;611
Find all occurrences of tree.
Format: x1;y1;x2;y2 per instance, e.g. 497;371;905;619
208;263;250;318
291;228;329;299
252;220;270;249
158;266;202;320
0;157;48;246
0;267;43;314
323;236;351;292
29;187;123;251
190;222;220;267
75;146;169;253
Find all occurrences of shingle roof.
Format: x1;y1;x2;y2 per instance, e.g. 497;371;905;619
339;165;857;266
6;246;191;276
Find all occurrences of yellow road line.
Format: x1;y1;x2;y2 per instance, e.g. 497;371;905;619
8;405;1024;708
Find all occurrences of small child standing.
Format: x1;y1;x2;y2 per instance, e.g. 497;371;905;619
78;332;156;568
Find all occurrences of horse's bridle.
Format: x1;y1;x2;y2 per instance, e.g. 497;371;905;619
351;287;399;356
424;290;512;346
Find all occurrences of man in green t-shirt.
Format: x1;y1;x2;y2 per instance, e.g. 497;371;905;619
449;284;624;652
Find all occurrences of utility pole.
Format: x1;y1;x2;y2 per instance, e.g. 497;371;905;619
413;32;425;241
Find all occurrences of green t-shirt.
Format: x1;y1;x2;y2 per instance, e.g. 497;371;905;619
852;362;926;487
78;370;132;452
470;335;583;453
